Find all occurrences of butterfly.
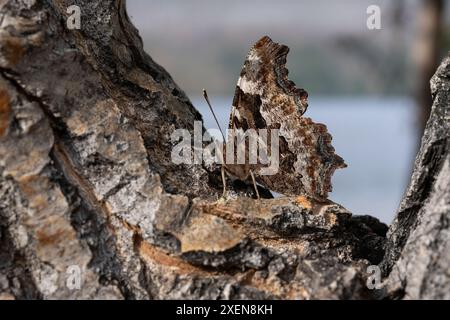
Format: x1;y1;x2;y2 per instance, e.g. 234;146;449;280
204;36;346;201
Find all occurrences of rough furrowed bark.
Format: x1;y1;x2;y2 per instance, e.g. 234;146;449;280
0;0;448;300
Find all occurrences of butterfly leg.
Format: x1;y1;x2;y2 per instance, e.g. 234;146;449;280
249;169;260;199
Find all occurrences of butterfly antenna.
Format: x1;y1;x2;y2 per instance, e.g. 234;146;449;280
203;89;226;142
203;89;228;199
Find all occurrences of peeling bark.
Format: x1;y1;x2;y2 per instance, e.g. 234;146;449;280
0;0;448;300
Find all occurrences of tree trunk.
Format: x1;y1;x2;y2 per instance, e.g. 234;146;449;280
0;0;448;299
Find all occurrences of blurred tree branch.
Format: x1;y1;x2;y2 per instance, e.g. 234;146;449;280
413;0;444;134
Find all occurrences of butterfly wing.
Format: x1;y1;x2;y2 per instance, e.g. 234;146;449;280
227;36;346;200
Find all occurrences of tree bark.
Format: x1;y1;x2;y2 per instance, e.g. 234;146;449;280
0;0;448;299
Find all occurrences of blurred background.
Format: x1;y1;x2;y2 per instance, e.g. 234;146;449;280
127;0;449;223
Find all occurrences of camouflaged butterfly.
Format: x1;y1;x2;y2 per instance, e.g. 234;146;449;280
205;36;346;201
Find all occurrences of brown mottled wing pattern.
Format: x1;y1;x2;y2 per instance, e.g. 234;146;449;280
227;36;346;200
